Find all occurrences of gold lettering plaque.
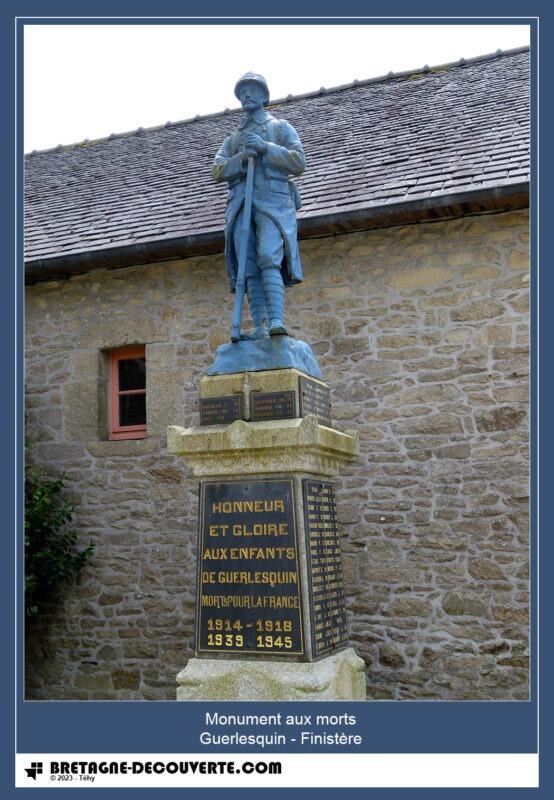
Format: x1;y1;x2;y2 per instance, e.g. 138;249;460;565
197;479;304;656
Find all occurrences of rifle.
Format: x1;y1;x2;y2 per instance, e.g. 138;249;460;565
230;156;255;342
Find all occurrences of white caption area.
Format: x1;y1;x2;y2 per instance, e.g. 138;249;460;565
16;753;539;788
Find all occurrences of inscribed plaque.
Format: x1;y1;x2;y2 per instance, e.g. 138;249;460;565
197;479;304;656
302;479;348;656
298;376;332;426
250;391;296;421
199;394;243;425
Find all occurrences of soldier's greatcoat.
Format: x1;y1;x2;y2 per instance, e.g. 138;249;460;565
212;109;305;292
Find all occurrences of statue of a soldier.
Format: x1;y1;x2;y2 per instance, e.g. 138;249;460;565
213;73;305;341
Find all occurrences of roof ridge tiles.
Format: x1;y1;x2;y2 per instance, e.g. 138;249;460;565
25;45;529;156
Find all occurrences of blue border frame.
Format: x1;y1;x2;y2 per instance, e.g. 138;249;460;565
4;4;547;798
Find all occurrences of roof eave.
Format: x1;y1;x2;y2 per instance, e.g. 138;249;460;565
24;182;529;284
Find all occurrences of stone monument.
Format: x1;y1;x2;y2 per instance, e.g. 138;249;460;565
167;73;366;701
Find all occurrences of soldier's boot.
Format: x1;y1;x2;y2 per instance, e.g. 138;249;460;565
262;268;288;336
244;276;267;339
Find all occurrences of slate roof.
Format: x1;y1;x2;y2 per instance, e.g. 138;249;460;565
24;47;529;279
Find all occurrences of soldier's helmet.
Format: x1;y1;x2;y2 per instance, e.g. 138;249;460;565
234;72;270;106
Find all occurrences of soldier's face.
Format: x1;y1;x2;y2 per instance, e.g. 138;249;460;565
238;82;266;111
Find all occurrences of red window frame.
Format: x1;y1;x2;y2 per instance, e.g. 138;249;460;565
108;346;147;440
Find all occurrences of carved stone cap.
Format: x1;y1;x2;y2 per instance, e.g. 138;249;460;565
167;415;359;478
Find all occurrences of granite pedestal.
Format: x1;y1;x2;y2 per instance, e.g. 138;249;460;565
167;367;366;701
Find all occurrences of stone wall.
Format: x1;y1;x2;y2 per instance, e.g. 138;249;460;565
25;208;530;700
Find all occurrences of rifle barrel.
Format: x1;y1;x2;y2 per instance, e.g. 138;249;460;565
230;157;255;342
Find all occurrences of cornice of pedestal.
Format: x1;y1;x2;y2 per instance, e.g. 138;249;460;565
167;415;359;478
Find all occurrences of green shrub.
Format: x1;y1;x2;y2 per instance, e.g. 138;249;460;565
25;452;94;616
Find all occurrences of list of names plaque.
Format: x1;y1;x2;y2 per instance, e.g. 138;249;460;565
302;479;348;656
298;376;332;426
199;394;243;425
250;391;296;421
197;479;304;656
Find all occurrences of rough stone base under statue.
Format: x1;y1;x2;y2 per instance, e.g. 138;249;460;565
207;336;322;379
176;648;366;701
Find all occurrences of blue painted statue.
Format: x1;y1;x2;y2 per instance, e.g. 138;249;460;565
213;72;305;342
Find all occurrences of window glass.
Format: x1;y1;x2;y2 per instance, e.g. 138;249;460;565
119;393;147;427
118;357;146;391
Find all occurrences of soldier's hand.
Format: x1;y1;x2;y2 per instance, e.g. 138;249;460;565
243;133;267;154
240;147;257;162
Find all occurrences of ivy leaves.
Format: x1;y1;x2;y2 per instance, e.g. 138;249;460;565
25;453;93;616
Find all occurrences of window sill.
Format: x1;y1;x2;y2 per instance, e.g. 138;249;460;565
109;429;148;441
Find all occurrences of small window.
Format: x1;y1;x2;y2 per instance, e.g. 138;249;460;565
109;346;147;440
